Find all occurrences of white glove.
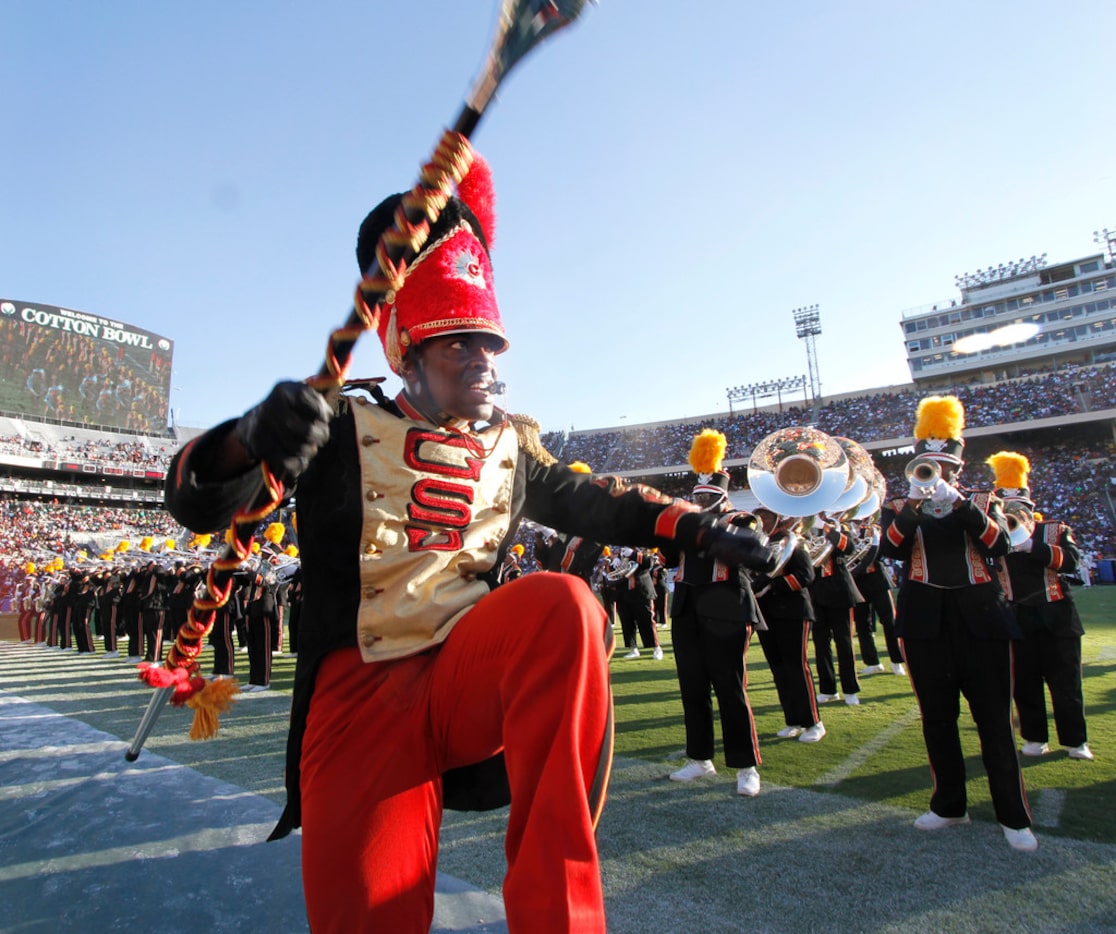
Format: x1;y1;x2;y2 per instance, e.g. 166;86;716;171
1013;538;1034;553
929;478;962;505
907;480;933;501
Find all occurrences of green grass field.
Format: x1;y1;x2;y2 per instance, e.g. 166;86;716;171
607;585;1116;844
103;583;1114;847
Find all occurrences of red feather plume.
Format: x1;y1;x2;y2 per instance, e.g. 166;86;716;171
457;154;496;248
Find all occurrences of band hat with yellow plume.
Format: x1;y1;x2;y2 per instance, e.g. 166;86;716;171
689;429;730;498
986;451;1034;508
913;394;966;465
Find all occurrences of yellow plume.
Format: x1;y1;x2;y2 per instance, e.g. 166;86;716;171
688;429;727;476
263;522;286;545
567;461;592;474
284;544;299;558
914;395;964;440
986;451;1030;489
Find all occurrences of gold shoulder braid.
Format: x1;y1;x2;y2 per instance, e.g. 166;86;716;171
508;413;557;466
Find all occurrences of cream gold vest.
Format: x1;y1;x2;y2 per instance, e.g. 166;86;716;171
350;399;519;661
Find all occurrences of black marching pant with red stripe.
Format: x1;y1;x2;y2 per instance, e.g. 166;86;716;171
671;609;759;768
757;618;821;729
902;608;1030;830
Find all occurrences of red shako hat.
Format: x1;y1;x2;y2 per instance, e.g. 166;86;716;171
356;154;507;374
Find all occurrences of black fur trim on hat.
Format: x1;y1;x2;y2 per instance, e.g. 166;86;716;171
356;195;489;277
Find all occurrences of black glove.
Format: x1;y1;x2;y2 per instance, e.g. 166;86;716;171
235;381;332;483
701;521;780;573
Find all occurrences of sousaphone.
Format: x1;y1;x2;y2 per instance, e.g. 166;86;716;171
747;426;850;519
748;427;850;569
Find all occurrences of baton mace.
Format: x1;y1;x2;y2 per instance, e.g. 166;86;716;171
126;0;593;761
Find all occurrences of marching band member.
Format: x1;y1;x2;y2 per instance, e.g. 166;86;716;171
851;521;905;677
880;395;1036;852
753;509;826;743
987;451;1093;762
163;156;780;932
615;546;662;660
661;430;766;795
808;517;864;704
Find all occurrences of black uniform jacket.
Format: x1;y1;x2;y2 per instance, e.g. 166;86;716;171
165;394;731;838
998;520;1084;636
753;542;816;622
880;493;1017;641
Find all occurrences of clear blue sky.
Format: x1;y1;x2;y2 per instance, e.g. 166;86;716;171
4;1;1114;435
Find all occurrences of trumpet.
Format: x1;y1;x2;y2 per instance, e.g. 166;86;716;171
1003;500;1035;549
904;455;942;495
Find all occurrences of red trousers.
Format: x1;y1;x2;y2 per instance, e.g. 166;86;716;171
300;572;613;933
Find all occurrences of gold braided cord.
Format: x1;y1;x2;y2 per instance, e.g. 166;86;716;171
143;132;474;706
307;130;474;396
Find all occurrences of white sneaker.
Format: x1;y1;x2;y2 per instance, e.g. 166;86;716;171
914;811;971;831
860;664;886;676
623;648;640;659
816;693;840;704
845;694;861;706
241;683;271;695
1021;741;1049;757
777;725;804;739
125;656;142;663
892;662;907;676
102;650;120;658
736;767;761;797
669;758;716;782
1001;825;1038;852
799;722;827;743
652;646;664;661
1066;743;1094;760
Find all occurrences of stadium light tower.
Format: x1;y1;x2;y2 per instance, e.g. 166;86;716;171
726;376;807;415
792;304;822;404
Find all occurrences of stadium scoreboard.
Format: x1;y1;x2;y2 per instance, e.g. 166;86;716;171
0;298;173;433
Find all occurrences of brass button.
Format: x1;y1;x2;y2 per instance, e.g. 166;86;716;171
361;435;379;446
365;489;380;502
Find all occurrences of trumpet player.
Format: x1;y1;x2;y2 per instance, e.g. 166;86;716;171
880;396;1036;853
987;452;1092;762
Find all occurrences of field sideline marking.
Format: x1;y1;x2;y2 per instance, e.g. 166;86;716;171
815;703;922;787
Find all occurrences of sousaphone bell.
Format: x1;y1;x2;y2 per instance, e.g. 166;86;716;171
748;427;850;570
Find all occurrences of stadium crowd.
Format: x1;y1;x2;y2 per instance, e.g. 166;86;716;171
3;363;1116;609
547;363;1116;470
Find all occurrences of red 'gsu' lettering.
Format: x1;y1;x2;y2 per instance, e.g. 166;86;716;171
403;429;480;552
404;429;484;480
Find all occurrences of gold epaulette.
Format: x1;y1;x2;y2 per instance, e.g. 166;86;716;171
508;413;557;466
